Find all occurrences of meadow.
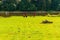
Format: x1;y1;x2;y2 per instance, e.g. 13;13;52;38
0;16;60;40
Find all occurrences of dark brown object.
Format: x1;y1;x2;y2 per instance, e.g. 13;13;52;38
42;20;53;24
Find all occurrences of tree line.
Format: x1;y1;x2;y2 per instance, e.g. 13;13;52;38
0;0;60;11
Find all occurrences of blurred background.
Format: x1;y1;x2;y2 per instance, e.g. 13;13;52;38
0;0;60;11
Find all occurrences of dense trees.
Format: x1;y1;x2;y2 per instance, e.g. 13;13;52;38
16;0;37;11
1;3;16;11
50;0;59;11
0;0;59;11
0;1;2;11
1;0;16;11
16;0;29;11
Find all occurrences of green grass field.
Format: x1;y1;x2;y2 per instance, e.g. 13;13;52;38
0;16;60;40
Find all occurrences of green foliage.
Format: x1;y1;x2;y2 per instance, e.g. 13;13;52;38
1;0;16;11
16;0;37;11
1;3;16;11
50;0;59;11
0;0;60;11
0;1;2;11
